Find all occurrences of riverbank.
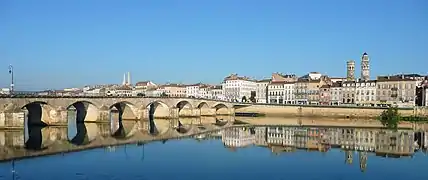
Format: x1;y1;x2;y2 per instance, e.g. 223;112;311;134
235;104;428;119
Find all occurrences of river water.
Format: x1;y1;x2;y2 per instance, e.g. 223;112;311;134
1;118;428;180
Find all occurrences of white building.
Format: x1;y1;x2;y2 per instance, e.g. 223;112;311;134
267;82;285;104
222;74;257;102
133;81;156;96
284;82;295;104
83;87;105;96
256;79;270;103
199;85;211;99
186;83;202;98
107;85;133;97
209;85;224;100
355;80;377;106
145;87;163;97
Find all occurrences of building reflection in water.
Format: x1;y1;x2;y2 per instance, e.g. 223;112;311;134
219;126;424;170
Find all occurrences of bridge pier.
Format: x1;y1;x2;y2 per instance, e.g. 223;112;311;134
98;110;110;122
51;108;68;125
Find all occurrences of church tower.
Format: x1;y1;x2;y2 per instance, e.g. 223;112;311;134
361;52;370;81
346;60;355;81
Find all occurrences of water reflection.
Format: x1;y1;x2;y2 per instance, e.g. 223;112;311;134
220;126;423;158
1;122;428;179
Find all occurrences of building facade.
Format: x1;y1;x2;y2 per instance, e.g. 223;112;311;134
159;84;187;97
319;85;331;105
376;76;416;107
330;82;343;105
186;83;201;98
295;78;309;105
256;79;270;103
355;80;377;106
209;85;224;100
268;82;285;104
222;74;257;102
134;81;157;96
342;81;356;105
284;82;295;104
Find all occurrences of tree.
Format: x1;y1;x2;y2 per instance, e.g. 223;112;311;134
378;106;401;130
160;92;168;97
137;93;145;97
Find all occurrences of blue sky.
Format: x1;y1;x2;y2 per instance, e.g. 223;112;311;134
1;0;427;90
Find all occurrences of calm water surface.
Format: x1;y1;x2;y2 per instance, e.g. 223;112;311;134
1;121;428;180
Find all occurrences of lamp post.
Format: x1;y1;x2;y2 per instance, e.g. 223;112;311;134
8;64;14;94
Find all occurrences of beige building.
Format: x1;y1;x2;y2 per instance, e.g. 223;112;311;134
133;81;156;96
342;81;356;105
319;85;331;105
158;83;187;97
355;80;377;106
284;82;295;104
267;73;297;104
107;85;132;97
295;78;309;105
308;76;331;105
376;76;416;107
256;79;270;103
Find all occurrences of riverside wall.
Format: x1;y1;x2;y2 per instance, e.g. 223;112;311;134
235;104;428;119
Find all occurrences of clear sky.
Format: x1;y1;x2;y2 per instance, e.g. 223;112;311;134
1;0;427;90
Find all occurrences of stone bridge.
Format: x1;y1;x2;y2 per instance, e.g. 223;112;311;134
0;97;238;128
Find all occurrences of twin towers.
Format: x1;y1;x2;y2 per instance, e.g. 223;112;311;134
347;53;370;81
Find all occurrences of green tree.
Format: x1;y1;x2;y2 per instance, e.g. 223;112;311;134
378;106;401;130
160;92;168;97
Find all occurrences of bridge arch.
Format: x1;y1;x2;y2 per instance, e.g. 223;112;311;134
213;103;229;115
146;101;170;118
67;101;100;123
146;101;170;136
176;100;193;110
197;102;209;109
21;101;53;126
109;101;138;137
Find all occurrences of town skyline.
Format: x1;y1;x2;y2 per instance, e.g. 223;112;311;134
2;58;427;91
1;0;427;90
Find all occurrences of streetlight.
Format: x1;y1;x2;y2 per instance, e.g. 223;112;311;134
8;64;14;94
